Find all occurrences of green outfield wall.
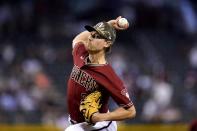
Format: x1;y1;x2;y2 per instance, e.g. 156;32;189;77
0;124;188;131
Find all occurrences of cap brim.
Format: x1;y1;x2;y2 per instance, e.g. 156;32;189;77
84;25;97;32
84;25;105;39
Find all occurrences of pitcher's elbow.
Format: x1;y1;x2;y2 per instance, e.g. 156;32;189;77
128;106;136;119
131;109;136;118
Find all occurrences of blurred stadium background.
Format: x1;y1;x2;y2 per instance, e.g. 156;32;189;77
0;0;197;131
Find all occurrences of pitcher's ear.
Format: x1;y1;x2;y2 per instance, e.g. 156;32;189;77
104;41;112;48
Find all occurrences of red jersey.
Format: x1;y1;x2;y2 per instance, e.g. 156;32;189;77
67;43;133;123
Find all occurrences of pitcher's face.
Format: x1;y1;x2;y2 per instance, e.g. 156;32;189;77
87;31;110;53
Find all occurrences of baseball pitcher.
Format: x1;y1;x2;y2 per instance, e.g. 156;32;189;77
65;16;136;131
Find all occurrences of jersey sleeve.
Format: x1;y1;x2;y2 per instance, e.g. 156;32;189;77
94;66;134;109
106;74;133;109
72;42;88;66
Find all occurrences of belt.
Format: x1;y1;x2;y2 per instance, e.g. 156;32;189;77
68;115;77;124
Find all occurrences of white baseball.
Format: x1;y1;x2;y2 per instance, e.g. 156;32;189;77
118;18;129;28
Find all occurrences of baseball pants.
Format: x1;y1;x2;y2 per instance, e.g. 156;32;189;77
65;120;117;131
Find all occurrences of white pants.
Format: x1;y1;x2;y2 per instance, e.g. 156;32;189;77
65;121;117;131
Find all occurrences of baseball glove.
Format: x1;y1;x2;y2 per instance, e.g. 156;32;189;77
79;91;102;124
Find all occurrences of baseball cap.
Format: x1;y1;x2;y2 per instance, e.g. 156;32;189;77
85;22;116;43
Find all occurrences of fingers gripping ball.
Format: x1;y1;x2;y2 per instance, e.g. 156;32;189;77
118;18;129;28
80;91;102;124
